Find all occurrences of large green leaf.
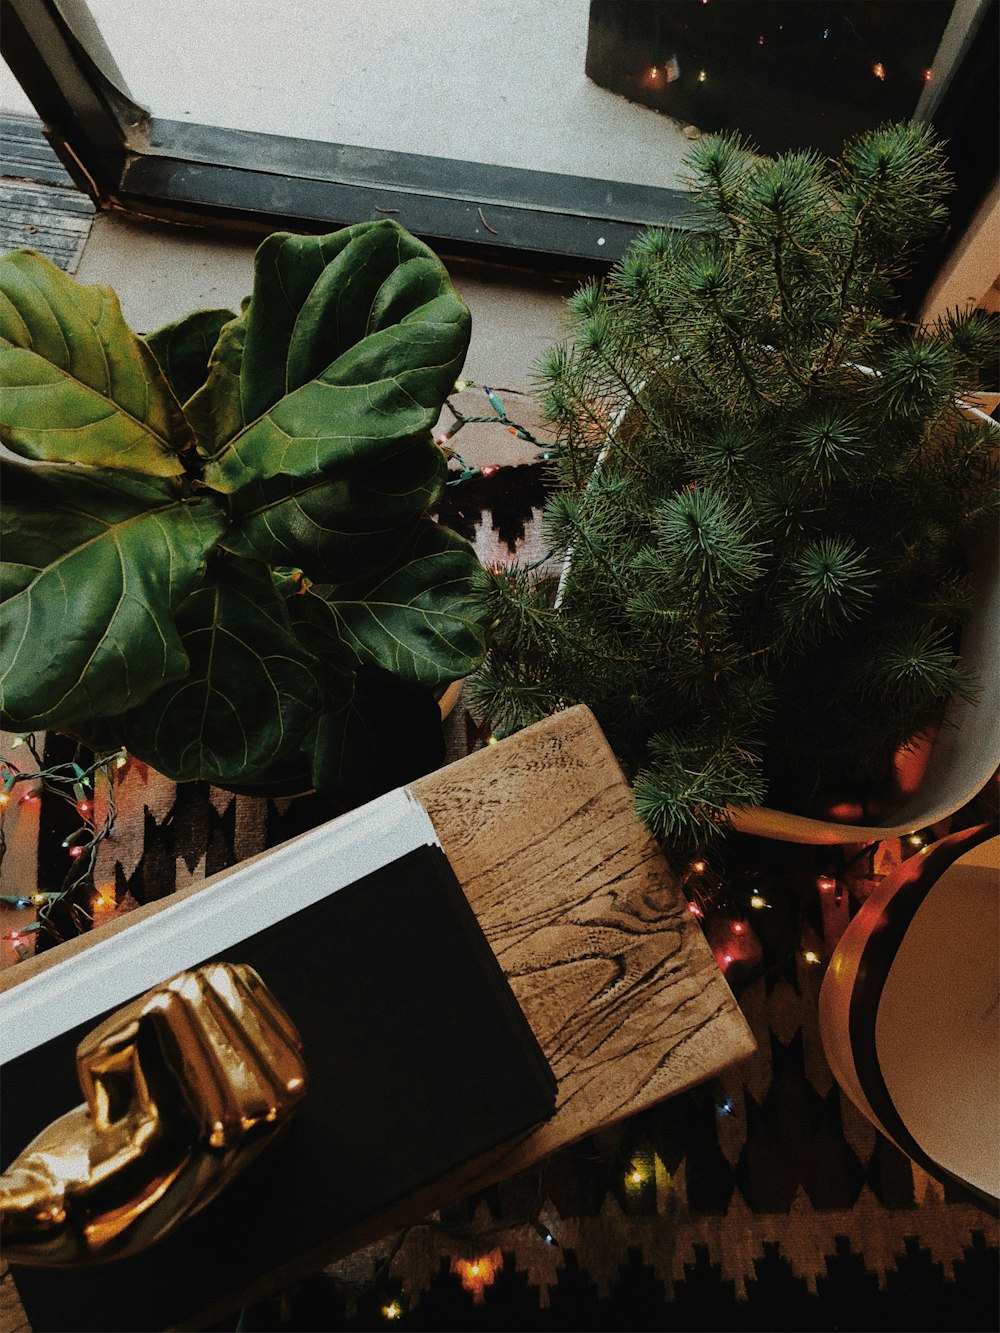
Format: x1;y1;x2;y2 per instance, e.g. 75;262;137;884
0;225;482;795
223;434;447;580
281;575;360;684
144;308;236;406
317;519;487;688
106;559;322;784
0;454;226;730
0;250;188;475
183;314;248;461
192;222;470;491
280;586;444;798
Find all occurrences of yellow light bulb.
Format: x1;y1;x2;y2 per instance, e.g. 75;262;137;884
750;894;767;910
803;950;821;965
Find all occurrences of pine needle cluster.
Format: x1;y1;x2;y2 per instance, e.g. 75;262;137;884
470;123;998;856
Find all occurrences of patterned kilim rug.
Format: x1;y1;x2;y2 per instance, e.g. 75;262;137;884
2;466;997;1332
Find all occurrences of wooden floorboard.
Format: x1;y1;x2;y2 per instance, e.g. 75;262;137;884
1;113;95;273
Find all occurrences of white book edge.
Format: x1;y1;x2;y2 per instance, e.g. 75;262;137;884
0;786;439;1064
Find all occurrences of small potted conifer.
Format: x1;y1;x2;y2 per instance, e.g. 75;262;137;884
470;123;998;857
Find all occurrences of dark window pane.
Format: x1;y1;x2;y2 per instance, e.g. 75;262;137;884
587;0;955;156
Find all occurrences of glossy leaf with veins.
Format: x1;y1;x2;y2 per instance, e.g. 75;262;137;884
193;223;470;491
0;250;189;475
0;455;225;731
93;559;323;784
0;223;485;791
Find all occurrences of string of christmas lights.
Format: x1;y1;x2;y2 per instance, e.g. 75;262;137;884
438;380;551;484
0;735;125;955
290;1160;563;1325
673;826;933;986
639;2;938;98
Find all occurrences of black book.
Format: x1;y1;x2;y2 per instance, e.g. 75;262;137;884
0;792;556;1331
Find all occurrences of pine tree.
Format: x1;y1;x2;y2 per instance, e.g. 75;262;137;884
470;123;998;857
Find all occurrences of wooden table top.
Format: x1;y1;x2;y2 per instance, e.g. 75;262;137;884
1;705;754;1330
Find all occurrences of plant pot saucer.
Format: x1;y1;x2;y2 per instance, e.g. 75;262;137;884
212;772;317;800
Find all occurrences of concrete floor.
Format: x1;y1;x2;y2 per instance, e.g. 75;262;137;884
0;2;695;186
0;55;33;115
83;0;694;187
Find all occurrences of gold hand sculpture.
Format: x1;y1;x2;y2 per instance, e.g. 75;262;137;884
0;962;308;1266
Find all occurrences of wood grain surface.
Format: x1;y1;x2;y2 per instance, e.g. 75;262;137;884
411;704;755;1154
1;705;754;1330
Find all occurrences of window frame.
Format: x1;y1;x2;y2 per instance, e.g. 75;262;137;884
0;0;698;269
2;0;995;277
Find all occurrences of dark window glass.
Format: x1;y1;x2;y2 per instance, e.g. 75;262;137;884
587;0;954;157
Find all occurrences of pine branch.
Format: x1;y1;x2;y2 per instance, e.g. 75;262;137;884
468;120;993;854
633;728;768;850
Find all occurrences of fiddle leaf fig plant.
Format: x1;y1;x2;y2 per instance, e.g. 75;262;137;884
0;220;487;799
